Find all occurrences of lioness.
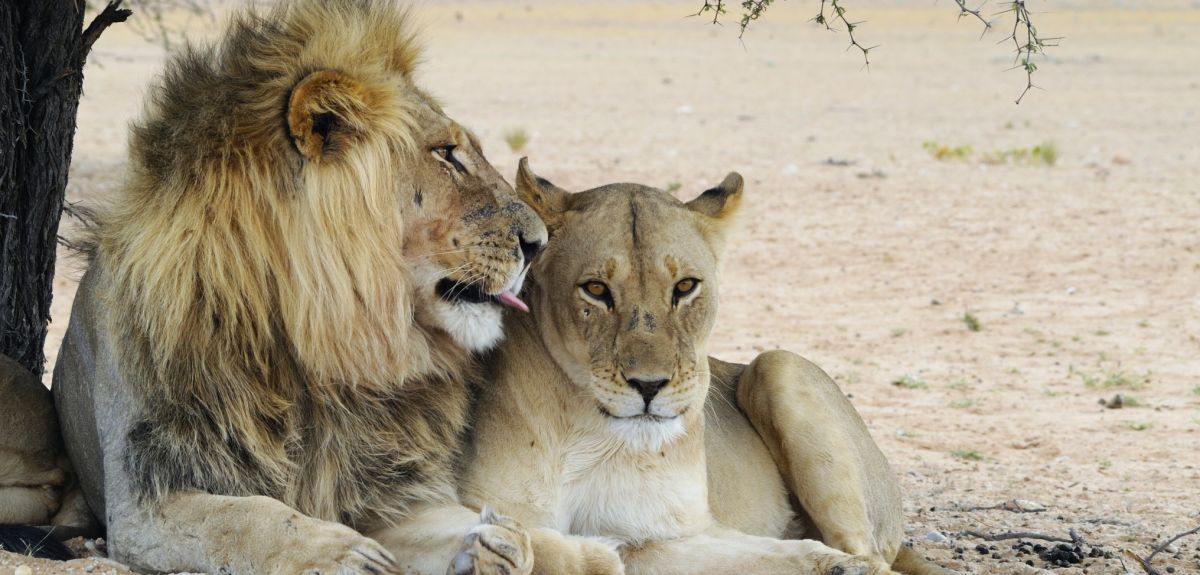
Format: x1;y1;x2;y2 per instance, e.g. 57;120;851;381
0;354;67;526
53;2;541;573
459;161;949;575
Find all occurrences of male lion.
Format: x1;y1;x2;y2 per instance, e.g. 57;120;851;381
458;160;952;575
53;1;544;573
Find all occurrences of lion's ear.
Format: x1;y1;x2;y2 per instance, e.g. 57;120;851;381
687;172;743;221
287;70;371;161
516;157;569;233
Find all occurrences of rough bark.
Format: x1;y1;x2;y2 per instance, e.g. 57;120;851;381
0;1;127;377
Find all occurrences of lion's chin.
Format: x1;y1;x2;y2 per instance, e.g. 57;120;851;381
435;301;506;353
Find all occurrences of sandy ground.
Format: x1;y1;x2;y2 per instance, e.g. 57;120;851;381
5;1;1200;573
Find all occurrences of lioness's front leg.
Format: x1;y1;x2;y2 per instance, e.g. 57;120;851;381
109;492;398;575
622;526;892;575
372;504;620;575
525;528;623;575
727;351;905;563
371;504;534;575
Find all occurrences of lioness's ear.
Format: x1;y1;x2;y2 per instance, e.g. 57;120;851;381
287;70;371;161
516;157;570;232
687;172;743;221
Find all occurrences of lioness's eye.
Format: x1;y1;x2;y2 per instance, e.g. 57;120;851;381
432;145;468;174
580;281;613;308
672;278;699;306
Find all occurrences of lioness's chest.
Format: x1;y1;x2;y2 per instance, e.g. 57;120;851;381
552;434;711;544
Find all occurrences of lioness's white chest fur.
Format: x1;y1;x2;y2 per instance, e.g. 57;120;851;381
551;422;712;545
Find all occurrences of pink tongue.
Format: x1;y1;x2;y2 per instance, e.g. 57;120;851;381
495;291;530;313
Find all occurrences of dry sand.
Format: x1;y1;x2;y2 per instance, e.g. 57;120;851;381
6;1;1200;573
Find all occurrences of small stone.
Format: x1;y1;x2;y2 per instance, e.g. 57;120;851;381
926;530;948;543
1004;498;1047;512
15;566;32;575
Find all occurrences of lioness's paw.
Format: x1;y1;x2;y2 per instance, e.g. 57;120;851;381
276;519;399;575
447;508;532;575
813;553;895;575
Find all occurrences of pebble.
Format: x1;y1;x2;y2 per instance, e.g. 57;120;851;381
15;566;32;575
926;530;948;543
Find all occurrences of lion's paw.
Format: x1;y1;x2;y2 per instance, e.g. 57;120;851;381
275;518;399;575
447;508;533;575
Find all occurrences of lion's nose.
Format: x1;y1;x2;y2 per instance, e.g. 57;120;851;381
626;377;669;407
518;235;544;267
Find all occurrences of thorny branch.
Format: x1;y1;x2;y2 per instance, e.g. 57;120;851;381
953;0;992;32
694;0;1058;103
1001;0;1061;104
813;0;875;69
1129;525;1200;575
962;529;1075;544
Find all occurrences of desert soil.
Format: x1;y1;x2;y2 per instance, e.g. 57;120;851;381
4;1;1199;573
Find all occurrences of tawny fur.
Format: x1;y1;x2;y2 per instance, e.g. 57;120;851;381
458;163;954;575
54;2;546;573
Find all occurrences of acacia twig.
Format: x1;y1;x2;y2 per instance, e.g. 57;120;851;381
1143;524;1200;572
693;0;1057;103
962;529;1074;544
814;0;876;69
953;0;993;31
999;0;1061;104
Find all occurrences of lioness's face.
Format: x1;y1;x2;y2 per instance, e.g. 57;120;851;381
516;161;742;449
401;101;548;352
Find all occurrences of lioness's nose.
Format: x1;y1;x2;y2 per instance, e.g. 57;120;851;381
626;377;669;406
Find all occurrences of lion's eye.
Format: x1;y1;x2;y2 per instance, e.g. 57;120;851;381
432;145;468;174
672;278;699;306
580;281;613;308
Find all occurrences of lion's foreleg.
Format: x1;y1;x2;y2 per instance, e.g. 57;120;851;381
108;491;398;575
622;526;890;575
734;350;904;563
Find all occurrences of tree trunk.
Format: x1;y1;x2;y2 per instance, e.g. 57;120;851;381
0;1;126;378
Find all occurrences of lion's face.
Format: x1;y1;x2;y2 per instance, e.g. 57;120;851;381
515;161;743;449
105;2;546;391
399;102;548;352
284;68;546;361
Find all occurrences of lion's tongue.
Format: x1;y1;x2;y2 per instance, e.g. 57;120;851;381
494;291;529;313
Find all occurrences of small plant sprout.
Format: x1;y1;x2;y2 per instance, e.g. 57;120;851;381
963;312;982;332
950;398;977;409
503;128;530;152
952;449;986;461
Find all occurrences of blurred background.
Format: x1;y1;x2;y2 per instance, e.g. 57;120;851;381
48;1;1200;572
